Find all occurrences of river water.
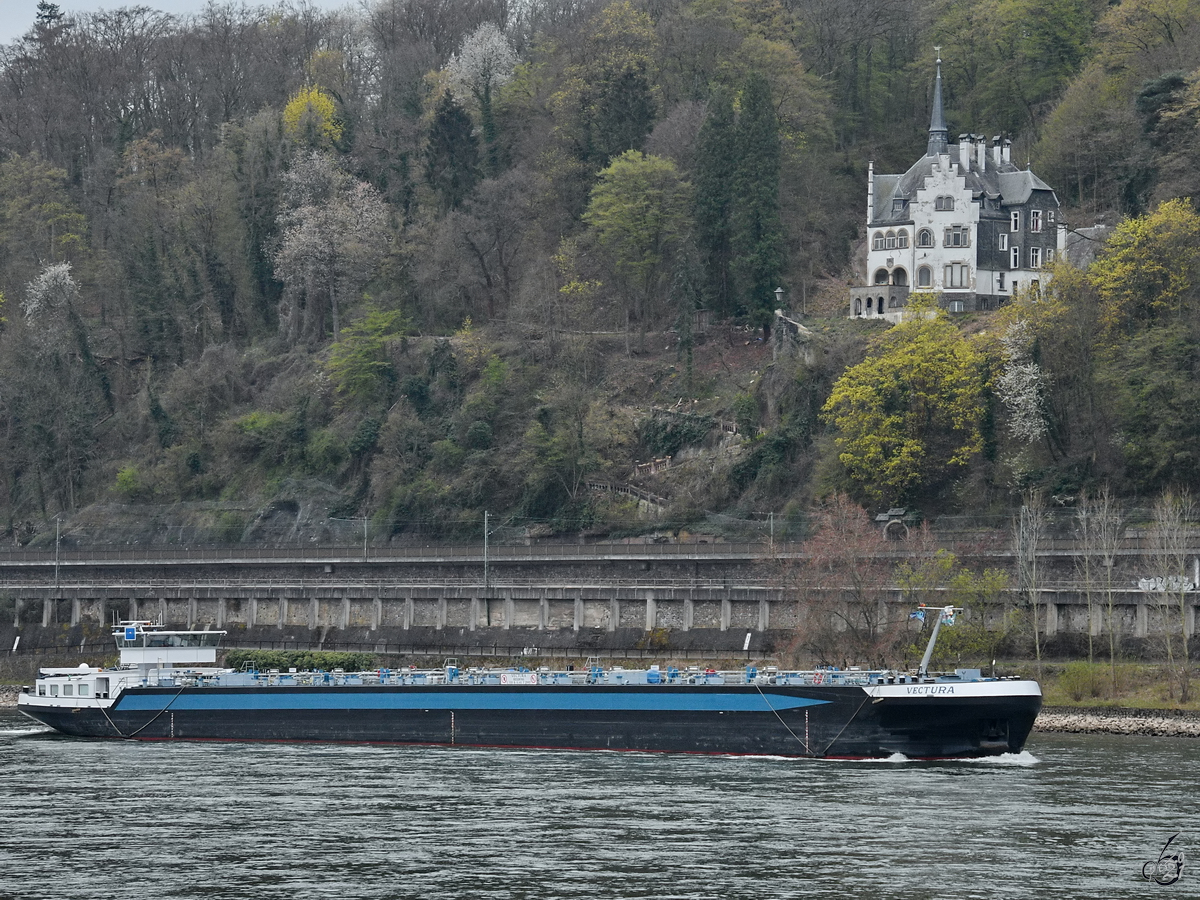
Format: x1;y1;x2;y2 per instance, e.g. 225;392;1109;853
0;708;1193;900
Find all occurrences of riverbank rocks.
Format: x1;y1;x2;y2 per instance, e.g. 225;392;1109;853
1036;705;1200;737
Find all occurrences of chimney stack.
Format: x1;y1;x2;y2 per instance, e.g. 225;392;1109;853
958;134;971;171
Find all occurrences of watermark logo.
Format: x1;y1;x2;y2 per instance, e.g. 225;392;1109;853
1143;833;1185;886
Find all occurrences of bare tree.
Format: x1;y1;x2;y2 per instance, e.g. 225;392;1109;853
273;152;390;344
1078;487;1126;695
1149;489;1195;703
1014;491;1046;679
781;495;910;668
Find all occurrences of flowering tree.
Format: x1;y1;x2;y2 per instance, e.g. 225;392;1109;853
447;23;516;174
997;318;1049;446
273;153;389;344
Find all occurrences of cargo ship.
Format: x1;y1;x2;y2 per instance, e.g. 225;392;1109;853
17;609;1041;758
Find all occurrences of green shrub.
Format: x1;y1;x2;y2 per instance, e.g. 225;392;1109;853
224;650;378;672
1059;661;1105;702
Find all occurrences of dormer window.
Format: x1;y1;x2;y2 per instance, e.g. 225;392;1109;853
893;198;906;212
935;195;955;211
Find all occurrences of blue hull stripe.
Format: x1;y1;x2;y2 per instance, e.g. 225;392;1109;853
117;690;831;714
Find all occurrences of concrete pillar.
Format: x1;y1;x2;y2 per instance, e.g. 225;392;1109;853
758;598;769;631
1090;603;1103;638
1136;600;1149;638
188;597;197;629
42;598;51;627
504;598;513;630
720;598;732;632
71;598;80;626
609;599;618;632
574;597;583;632
469;597;478;632
159;598;167;625
217;597;226;628
279;597;289;629
129;598;139;621
1044;601;1058;637
341;596;350;630
645;597;657;631
249;597;258;628
539;597;548;631
404;597;414;630
310;596;319;628
437;597;446;630
683;599;693;632
373;597;382;631
14;598;22;628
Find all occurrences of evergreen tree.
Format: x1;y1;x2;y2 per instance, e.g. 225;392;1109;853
588;68;656;166
424;91;479;213
731;72;784;337
693;89;737;319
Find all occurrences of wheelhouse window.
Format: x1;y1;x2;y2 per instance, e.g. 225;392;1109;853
63;684;73;697
50;684;59;697
917;229;934;248
78;683;90;697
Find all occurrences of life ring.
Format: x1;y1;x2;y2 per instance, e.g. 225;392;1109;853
813;671;824;685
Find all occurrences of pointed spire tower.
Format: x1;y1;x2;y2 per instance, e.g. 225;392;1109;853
926;51;948;156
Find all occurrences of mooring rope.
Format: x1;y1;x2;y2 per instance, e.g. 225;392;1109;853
753;680;814;756
820;694;873;757
120;682;190;740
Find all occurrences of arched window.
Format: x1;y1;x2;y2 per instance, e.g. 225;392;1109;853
917;229;934;248
897;229;909;249
892;268;908;286
874;268;890;285
917;266;932;288
872;231;885;251
854;298;862;315
935;195;955;211
885;230;897;249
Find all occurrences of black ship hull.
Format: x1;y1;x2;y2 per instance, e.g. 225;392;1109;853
19;683;1042;758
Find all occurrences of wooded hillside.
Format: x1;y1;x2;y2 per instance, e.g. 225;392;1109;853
1;0;1199;542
